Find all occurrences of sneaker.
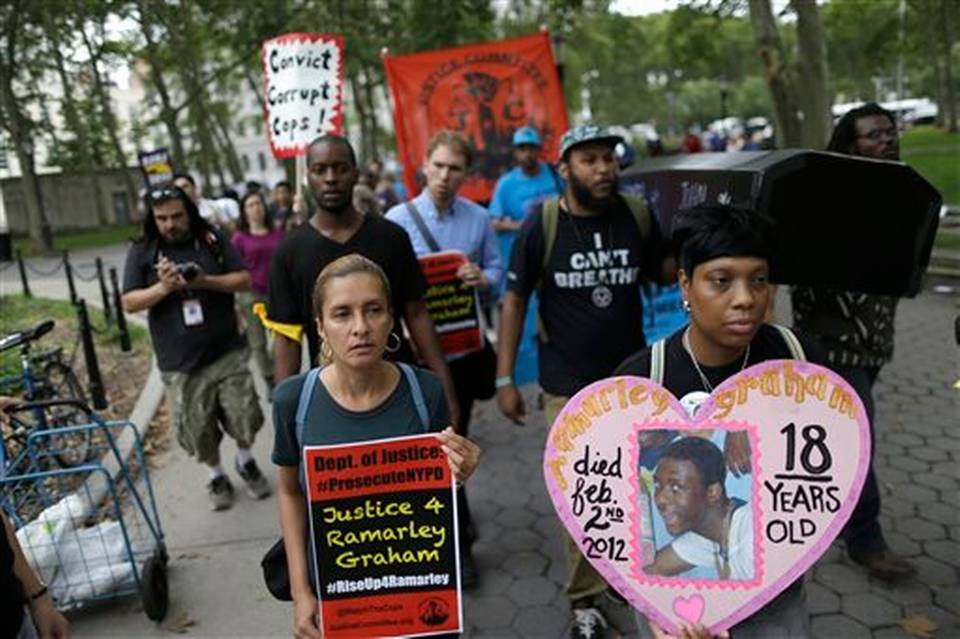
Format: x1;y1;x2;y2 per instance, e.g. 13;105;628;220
459;546;478;589
848;545;917;583
236;458;271;499
207;475;235;511
571;606;608;639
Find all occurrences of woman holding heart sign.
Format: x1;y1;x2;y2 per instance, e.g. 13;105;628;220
616;204;829;639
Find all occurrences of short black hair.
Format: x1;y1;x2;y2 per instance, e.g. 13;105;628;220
171;172;195;186
826;102;897;154
671;204;775;276
660;437;726;489
274;180;292;191
307;134;357;168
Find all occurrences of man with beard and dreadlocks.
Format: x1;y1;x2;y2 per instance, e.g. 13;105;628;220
495;125;674;639
264;135;460;427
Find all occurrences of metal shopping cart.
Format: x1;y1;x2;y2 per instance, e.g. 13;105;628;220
0;399;169;621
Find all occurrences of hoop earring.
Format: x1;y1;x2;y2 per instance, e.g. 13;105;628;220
320;339;333;365
385;332;401;354
682;299;691;313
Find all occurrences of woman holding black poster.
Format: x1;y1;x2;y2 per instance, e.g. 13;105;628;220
615;204;828;639
271;254;480;639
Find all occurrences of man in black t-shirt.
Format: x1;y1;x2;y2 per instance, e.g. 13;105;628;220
266;135;459;426
123;186;270;512
495;124;673;639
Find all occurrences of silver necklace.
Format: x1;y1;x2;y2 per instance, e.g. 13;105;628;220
682;327;751;393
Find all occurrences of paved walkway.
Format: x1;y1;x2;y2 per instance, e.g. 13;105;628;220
5;246;958;637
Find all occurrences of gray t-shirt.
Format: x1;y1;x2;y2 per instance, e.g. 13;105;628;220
271;365;450;466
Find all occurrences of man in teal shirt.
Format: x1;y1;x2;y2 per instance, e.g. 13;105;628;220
489;127;562;267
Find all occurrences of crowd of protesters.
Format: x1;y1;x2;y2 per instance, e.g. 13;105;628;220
1;102;919;639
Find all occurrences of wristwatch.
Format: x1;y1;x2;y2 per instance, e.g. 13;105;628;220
495;375;513;389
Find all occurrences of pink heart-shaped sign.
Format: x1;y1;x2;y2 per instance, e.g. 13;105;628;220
543;360;870;635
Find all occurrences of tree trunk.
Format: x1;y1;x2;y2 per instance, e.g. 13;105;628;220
209;105;245;183
78;22;139;220
44;13;109;225
0;8;52;252
748;0;803;148
137;0;186;168
792;0;833;148
362;64;381;160
939;0;958;132
348;70;371;162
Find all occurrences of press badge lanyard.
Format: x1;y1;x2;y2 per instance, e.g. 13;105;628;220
155;240;205;328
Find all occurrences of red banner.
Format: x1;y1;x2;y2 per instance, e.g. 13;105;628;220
383;32;568;203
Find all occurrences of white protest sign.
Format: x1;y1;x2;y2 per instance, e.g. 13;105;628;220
261;33;345;159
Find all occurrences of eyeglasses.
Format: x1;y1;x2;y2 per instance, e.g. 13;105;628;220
857;127;898;141
147;186;182;203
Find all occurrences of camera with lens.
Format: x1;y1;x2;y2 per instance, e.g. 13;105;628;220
175;261;201;281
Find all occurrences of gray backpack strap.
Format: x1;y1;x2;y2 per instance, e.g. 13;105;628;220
398;363;430;432
405;202;442;253
650;339;667;384
295;367;322;448
772;324;806;361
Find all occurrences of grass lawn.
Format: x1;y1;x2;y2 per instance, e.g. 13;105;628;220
0;294;148;389
901;125;960;206
13;223;139;257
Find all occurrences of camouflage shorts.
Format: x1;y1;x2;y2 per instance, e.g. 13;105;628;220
160;346;264;463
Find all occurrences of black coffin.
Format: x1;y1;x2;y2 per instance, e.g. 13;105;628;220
619;150;942;297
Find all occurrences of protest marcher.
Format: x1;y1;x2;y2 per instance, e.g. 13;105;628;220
270;181;295;230
616;204;828;638
172;172;226;229
790;102;915;583
352;181;382;217
122;185;270;511
233;191;285;387
496;124;673;639
272;254;480;639
385;129;502;587
489;126;562;268
265;135;460;428
1;397;71;639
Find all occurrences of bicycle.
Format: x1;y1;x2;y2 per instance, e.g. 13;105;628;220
0;320;93;469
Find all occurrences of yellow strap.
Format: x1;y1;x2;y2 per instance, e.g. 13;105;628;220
253;302;303;342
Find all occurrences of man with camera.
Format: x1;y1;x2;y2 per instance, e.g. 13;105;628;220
122;185;271;511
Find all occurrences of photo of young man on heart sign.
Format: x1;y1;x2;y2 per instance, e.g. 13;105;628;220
640;433;757;583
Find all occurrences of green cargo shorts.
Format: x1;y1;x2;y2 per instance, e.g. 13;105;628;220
160;346;264;464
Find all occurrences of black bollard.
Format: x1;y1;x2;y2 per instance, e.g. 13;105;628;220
109;267;131;352
96;257;113;326
63;250;77;305
76;299;108;410
16;250;31;298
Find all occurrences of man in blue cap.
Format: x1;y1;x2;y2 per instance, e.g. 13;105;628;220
489;126;563;268
495;124;674;639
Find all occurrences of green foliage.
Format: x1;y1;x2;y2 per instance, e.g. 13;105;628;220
13;224;140;257
901;125;960;205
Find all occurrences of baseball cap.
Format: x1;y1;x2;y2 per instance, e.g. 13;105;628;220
558;124;624;160
512;126;542;147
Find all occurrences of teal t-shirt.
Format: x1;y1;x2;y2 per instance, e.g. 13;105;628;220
271;364;450;467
